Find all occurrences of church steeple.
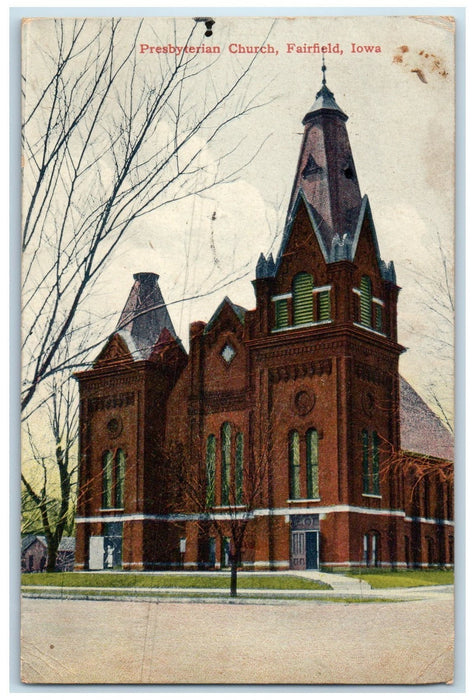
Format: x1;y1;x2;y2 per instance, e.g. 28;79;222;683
287;59;362;255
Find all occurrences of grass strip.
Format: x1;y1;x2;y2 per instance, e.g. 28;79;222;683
21;572;331;590
22;588;398;604
344;569;454;588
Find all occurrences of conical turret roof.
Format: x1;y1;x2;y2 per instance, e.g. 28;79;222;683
117;272;180;359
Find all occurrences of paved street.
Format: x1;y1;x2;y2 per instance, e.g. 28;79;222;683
21;596;454;685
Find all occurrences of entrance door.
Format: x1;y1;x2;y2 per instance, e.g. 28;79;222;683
305;531;318;570
291;531;306;570
290;514;320;570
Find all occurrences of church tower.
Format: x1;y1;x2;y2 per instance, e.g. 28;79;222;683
249;61;405;569
74;273;186;571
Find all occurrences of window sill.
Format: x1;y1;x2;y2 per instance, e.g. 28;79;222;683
362;493;382;499
272;320;332;333
287;498;321;504
353;322;386;338
100;507;125;512
212;504;247;510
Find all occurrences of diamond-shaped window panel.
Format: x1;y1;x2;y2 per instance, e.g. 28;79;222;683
221;343;236;364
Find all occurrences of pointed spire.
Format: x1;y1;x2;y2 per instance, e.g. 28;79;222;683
117;272;181;359
303;58;347;123
285;61;362;254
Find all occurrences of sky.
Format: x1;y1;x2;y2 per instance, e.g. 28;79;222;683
22;14;455;426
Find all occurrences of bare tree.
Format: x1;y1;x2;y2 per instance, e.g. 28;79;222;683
166;425;270;597
21;17;273;417
399;230;454;433
21;371;78;571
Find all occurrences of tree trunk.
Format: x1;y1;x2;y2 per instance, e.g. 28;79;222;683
46;538;60;573
230;554;238;597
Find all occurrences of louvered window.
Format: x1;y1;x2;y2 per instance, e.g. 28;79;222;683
293;273;314;325
102;451;113;508
206;435;216;508
274;298;289;329
235;433;244;504
221;423;231;505
306;429;319;498
289;431;300;499
318;290;331;321
360;276;372;327
115;449;126;508
374;303;383;333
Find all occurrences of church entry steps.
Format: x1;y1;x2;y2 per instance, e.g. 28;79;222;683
288;570;372;594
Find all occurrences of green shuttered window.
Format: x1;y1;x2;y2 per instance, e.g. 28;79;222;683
102;451;113;509
318;289;331;321
374;304;383;333
115;449;126;508
293;273;314;325
360;276;372;327
235;433;244;504
206;435;216;508
289;431;300;499
362;430;370;494
372;431;380;495
362;429;380;495
221;423;231;505
306;429;319;498
274;298;289;329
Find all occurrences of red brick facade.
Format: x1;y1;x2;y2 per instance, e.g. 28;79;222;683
74;71;454;572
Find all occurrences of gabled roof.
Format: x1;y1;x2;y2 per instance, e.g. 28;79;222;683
271;190;396;284
204;296;246;334
21;534;43;553
21;535;76;553
400;376;453;461
273;189;330;275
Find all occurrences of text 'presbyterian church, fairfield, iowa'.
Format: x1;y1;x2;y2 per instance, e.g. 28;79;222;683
74;67;454;572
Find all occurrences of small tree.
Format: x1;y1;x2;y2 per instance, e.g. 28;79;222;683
167;425;270;597
21;372;78;571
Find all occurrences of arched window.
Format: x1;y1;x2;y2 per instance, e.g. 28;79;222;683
362;430;380;496
289;431;300;499
371;431;380;496
235;433;244;505
293;272;314;325
423;475;431;518
206;435;216;508
306;429;319;498
360;275;372;327
115;449;126;508
221;423;231;505
362;430;370;493
102;451;113;508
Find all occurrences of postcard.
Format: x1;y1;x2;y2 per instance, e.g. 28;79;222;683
20;15;455;685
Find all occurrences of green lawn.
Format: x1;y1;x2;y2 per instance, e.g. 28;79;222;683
21;572;331;590
345;569;454;588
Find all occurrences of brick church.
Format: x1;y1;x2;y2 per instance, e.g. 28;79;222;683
74;66;454;572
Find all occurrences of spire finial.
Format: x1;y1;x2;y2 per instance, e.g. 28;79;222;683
321;56;327;86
